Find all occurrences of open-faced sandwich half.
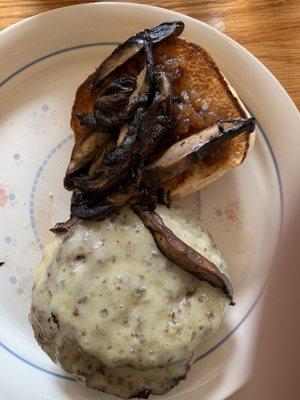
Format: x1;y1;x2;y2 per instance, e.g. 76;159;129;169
30;21;255;399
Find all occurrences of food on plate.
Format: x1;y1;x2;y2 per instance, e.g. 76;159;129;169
30;20;255;398
31;206;229;398
68;22;255;204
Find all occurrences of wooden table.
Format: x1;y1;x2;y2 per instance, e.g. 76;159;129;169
0;0;299;110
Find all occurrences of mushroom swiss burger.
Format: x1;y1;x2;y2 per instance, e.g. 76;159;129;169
30;21;255;398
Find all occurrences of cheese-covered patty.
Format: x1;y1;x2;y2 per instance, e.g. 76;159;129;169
31;205;229;398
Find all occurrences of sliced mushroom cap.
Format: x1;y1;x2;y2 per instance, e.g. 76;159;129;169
67;192;113;221
50;216;78;233
103;108;144;166
92;21;185;88
139;72;173;161
146;118;255;184
70;166;142;221
88;140;116;177
125;64;152;114
94;63;152;131
78;73;173;193
96;76;137;112
133;205;234;302
144;40;155;88
80;62;152;132
93;77;137;129
70;109;144;193
71;202;115;220
65;131;110;177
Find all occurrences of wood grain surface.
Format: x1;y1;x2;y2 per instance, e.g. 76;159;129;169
0;0;299;110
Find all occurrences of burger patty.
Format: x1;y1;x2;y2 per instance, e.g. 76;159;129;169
31;205;228;398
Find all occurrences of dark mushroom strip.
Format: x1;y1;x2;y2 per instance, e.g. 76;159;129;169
76;111;121;133
143;39;155;91
145;118;255;184
97;76;137;113
71;201;115;221
78;72;172;194
71;167;129;193
105;185;141;209
68;191;114;221
72;171;142;221
117;123;129;146
65;131;110;177
125;64;151;114
77;111;116;133
81;60;152;132
50;216;78;233
94;62;152;130
94;100;134;131
146;21;184;42
79;35;155;132
133;205;234;302
139;72;173;161
88;140;116;177
93;103;128;130
103;109;143;166
92;21;185;88
104;156;143;208
70;109;144;193
106;192;136;207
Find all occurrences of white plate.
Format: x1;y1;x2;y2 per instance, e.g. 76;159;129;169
0;2;299;400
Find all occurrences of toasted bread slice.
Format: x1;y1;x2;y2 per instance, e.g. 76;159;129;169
71;37;255;199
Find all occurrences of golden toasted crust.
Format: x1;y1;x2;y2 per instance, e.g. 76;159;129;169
71;37;255;199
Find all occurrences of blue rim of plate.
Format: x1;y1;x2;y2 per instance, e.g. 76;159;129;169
0;42;283;381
